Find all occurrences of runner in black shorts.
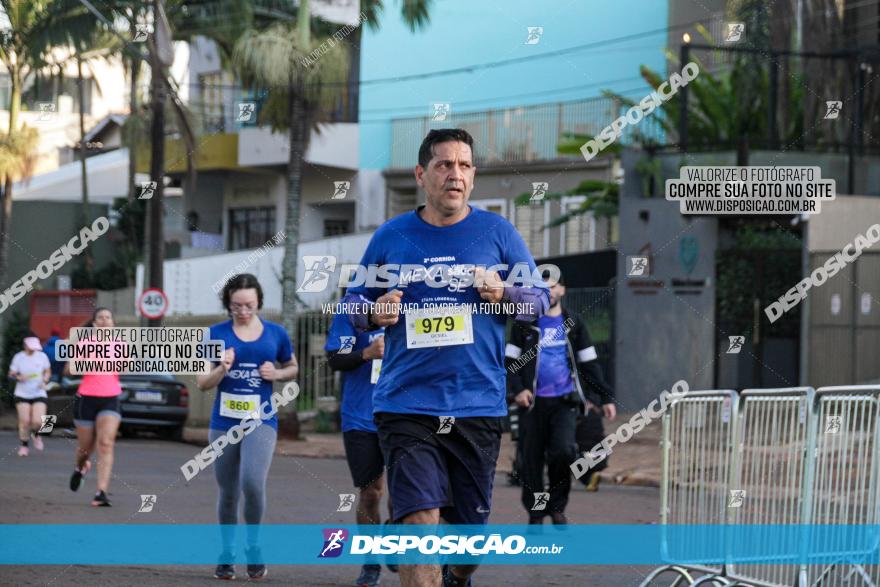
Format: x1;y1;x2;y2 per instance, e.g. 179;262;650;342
326;307;395;587
343;129;550;587
9;334;51;456
66;307;123;507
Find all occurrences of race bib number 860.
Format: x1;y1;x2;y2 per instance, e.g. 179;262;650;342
219;392;261;419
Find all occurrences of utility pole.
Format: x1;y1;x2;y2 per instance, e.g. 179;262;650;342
147;0;172;326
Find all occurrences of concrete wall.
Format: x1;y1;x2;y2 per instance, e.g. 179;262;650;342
615;151;719;407
808;195;880;250
3;200;115;299
135;231;374;315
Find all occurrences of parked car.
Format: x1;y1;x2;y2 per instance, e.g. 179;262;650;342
46;373;189;440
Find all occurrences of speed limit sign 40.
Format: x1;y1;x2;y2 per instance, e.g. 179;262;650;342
138;288;169;319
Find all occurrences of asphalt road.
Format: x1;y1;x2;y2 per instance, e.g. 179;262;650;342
0;430;663;586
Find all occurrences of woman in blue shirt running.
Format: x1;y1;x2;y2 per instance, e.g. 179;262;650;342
197;273;298;581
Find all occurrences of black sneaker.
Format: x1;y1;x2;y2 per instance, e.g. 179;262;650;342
550;512;567;525
91;490;111;507
245;546;267;579
69;461;90;492
214;563;235;580
355;564;380;586
69;469;84;492
442;564;473;587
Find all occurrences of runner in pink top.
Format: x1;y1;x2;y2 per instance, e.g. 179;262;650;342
65;307;122;506
77;341;122;397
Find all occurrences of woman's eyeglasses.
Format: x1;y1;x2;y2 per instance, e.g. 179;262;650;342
230;302;257;314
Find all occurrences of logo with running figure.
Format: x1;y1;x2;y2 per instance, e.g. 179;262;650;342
139;181;157;200
437;416;455;434
431;103;451;122
627;256;649;276
133;24;150;42
725;22;744;42
531;492;549;511
138;494;157;513
530;182;549;201
727;489;746;508
297;256;337;293
36;102;57;122
727;336;745;354
824;101;842;120
332;181;350;200
237;102;256;123
525;26;544;45
337;493;355;512
319;528;348;558
825;415;842;434
38;415;57;434
338;336;356;354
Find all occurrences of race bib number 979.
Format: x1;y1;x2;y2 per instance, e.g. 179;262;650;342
405;306;473;349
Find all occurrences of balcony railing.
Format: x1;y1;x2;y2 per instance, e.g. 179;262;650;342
184;83;358;136
389;95;665;169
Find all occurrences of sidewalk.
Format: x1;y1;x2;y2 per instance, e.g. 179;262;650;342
182;412;663;487
0;411;662;487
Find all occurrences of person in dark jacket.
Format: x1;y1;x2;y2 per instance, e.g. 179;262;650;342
505;273;615;523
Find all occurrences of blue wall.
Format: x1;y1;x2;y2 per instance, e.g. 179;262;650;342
359;0;669;170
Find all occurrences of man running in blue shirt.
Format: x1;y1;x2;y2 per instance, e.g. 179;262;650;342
325;307;395;587
344;129;549;587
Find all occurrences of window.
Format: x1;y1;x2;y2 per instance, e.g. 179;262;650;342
514;202;548;258
323;219;350;237
22;73;93;114
198;72;228;132
561;196;596;254
228;207;275;250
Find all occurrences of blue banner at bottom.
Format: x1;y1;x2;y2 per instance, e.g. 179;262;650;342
2;525;880;565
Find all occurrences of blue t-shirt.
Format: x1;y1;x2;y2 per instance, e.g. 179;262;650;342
535;314;574;398
208;319;294;431
347;206;546;418
325;312;384;433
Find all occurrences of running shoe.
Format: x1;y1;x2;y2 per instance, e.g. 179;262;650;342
355;564;381;586
69;461;90;492
245;546;267;579
528;516;543;524
33;435;44;451
213;563;235;580
550;512;567;525
17;445;28;457
91;490;112;507
584;472;600;492
442;564;473;587
383;519;398;573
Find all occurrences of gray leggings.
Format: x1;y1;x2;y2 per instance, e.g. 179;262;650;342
209;424;277;550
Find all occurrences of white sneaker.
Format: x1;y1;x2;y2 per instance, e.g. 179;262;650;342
17;446;29;457
33;435;44;451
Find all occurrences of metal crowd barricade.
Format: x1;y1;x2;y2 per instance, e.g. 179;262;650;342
640;390;739;587
725;387;816;587
642;385;880;587
806;385;880;587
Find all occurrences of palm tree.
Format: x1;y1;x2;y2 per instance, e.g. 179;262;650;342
233;0;432;437
0;0;76;288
